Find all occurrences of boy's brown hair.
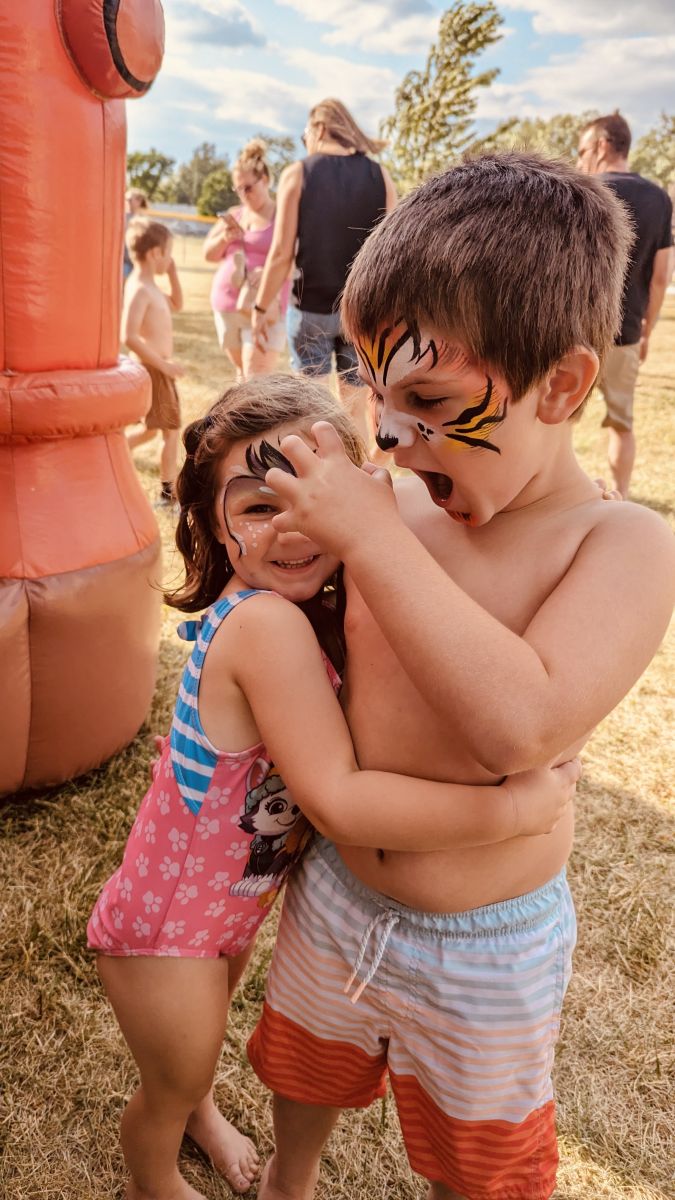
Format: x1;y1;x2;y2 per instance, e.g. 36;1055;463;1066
342;152;633;399
125;218;171;263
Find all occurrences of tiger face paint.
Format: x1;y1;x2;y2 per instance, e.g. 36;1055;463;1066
356;322;521;527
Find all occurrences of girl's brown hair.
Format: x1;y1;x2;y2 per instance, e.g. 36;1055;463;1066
308;98;386;156
166;374;364;616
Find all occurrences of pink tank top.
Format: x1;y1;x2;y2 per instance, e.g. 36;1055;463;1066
210;207;289;315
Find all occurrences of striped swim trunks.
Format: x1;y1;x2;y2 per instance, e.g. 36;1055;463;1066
248;837;576;1200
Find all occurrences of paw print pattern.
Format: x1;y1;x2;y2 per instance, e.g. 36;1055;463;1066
144;820;157;845
197;814;220;840
135;853;150;877
120;878;133;902
160;857;180;881
176;883;198;906
206;785;232;809
142;891;162;914
157;790;171;815
185;855;205;877
161;920;186;940
111;906;124;929
133;916;151;939
207;871;231;892
205;899;227;919
189;929;210;948
168;827;188;853
226;840;249;861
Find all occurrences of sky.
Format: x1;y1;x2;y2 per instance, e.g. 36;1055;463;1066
127;0;675;167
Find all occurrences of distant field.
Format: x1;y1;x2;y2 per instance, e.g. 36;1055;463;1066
2;236;673;1199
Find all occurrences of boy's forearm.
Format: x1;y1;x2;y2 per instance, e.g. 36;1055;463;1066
643;276;668;336
343;515;552;773
124;335;171;374
167;264;183;311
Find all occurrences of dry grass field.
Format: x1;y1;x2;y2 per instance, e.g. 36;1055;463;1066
2;237;673;1199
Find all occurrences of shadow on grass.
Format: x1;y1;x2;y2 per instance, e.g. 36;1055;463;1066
630;493;674;519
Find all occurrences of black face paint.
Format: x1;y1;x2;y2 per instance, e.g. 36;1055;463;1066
442;376;507;454
245;439;297;479
375;430;399;451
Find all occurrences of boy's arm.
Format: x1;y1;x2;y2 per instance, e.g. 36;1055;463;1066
267;427;675;774
122;286;176;374
640;247;671;362
165;259;183;312
225;595;576;848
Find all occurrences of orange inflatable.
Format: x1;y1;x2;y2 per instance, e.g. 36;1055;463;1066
0;1;166;794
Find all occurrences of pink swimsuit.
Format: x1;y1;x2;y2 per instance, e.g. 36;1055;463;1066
87;590;339;959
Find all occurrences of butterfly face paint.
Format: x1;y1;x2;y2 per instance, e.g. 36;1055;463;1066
220;439;296;558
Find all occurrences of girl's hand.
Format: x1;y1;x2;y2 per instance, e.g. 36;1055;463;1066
267;421;399;557
503;758;581;838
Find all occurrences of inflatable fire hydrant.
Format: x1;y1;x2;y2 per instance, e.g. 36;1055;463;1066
0;1;166;794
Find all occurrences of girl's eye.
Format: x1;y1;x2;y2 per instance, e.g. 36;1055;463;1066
243;504;276;515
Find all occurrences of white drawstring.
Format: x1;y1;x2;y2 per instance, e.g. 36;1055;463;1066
344;910;400;1004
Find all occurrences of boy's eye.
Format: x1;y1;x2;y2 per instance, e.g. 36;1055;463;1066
407;392;448;411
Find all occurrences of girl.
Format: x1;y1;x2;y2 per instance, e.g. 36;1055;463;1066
88;375;579;1200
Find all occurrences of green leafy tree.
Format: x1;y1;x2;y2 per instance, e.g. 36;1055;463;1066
126;149;175;199
172;142;229;206
249;134;297;184
198;166;237;216
381;1;503;190
477;111;599;162
631;113;675;187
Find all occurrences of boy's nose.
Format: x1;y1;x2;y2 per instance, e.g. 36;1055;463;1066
376;405;419;450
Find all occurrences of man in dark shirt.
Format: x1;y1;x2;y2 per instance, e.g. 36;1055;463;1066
577;112;672;496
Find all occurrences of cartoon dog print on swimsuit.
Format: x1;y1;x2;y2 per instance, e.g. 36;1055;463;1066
229;760;312;902
356;322;508;455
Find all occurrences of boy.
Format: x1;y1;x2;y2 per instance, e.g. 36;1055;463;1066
123;218;184;508
247;154;675;1199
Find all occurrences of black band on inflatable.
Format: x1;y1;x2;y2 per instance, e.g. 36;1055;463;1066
103;0;151;94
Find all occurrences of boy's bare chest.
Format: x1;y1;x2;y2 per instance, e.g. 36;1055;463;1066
343;507;589;779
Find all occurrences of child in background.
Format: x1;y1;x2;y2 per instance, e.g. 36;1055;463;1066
124;218;184;508
248;155;675;1200
87;375;579;1200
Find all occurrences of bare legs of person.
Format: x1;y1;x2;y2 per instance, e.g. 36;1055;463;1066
159;428;180;496
97;949;259;1200
257;1096;340;1200
127;427;157;452
242;340;280;380
225;345;244;382
607;426;636;498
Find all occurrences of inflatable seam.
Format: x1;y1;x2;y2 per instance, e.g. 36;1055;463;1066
21;579;33;790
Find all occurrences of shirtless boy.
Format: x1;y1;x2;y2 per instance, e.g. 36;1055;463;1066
247;154;675;1199
124;219;184;507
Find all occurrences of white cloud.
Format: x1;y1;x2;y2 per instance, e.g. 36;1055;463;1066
281;48;398;127
501;0;673;37
275;0;439;54
475;35;675;133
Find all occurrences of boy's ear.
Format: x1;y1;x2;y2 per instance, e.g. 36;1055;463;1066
537;346;599;424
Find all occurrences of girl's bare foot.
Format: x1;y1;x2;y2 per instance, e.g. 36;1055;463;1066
185;1104;259;1193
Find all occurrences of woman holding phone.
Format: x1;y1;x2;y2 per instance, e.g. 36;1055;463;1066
203;139;288;378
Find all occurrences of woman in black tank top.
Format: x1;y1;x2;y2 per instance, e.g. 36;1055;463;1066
251;99;396;442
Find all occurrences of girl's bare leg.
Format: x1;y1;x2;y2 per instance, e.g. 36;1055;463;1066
185;944;259;1183
257;1095;341;1200
98;954;258;1198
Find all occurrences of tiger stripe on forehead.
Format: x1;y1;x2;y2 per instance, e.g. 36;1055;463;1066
357;322;438;387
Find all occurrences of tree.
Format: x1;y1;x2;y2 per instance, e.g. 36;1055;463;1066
381;1;503;191
631;113;675;187
477;111;599;162
198;166;237;216
126;149;175;199
172;142;229;206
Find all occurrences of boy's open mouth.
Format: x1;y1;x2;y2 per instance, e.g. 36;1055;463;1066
418;470;472;524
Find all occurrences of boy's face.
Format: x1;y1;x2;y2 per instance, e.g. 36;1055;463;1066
150;237;173;274
355;321;546;527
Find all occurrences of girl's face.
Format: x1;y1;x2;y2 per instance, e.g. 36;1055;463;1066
233;169;270;213
213;422;341;601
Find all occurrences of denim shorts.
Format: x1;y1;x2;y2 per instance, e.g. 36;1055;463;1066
286;306;364;387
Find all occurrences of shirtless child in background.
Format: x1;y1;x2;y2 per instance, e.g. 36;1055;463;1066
123;219;184;508
247;154;675;1200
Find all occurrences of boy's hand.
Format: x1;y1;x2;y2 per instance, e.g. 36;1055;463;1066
503;757;581;838
593;477;622;501
163;359;185;380
268;421;398;556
